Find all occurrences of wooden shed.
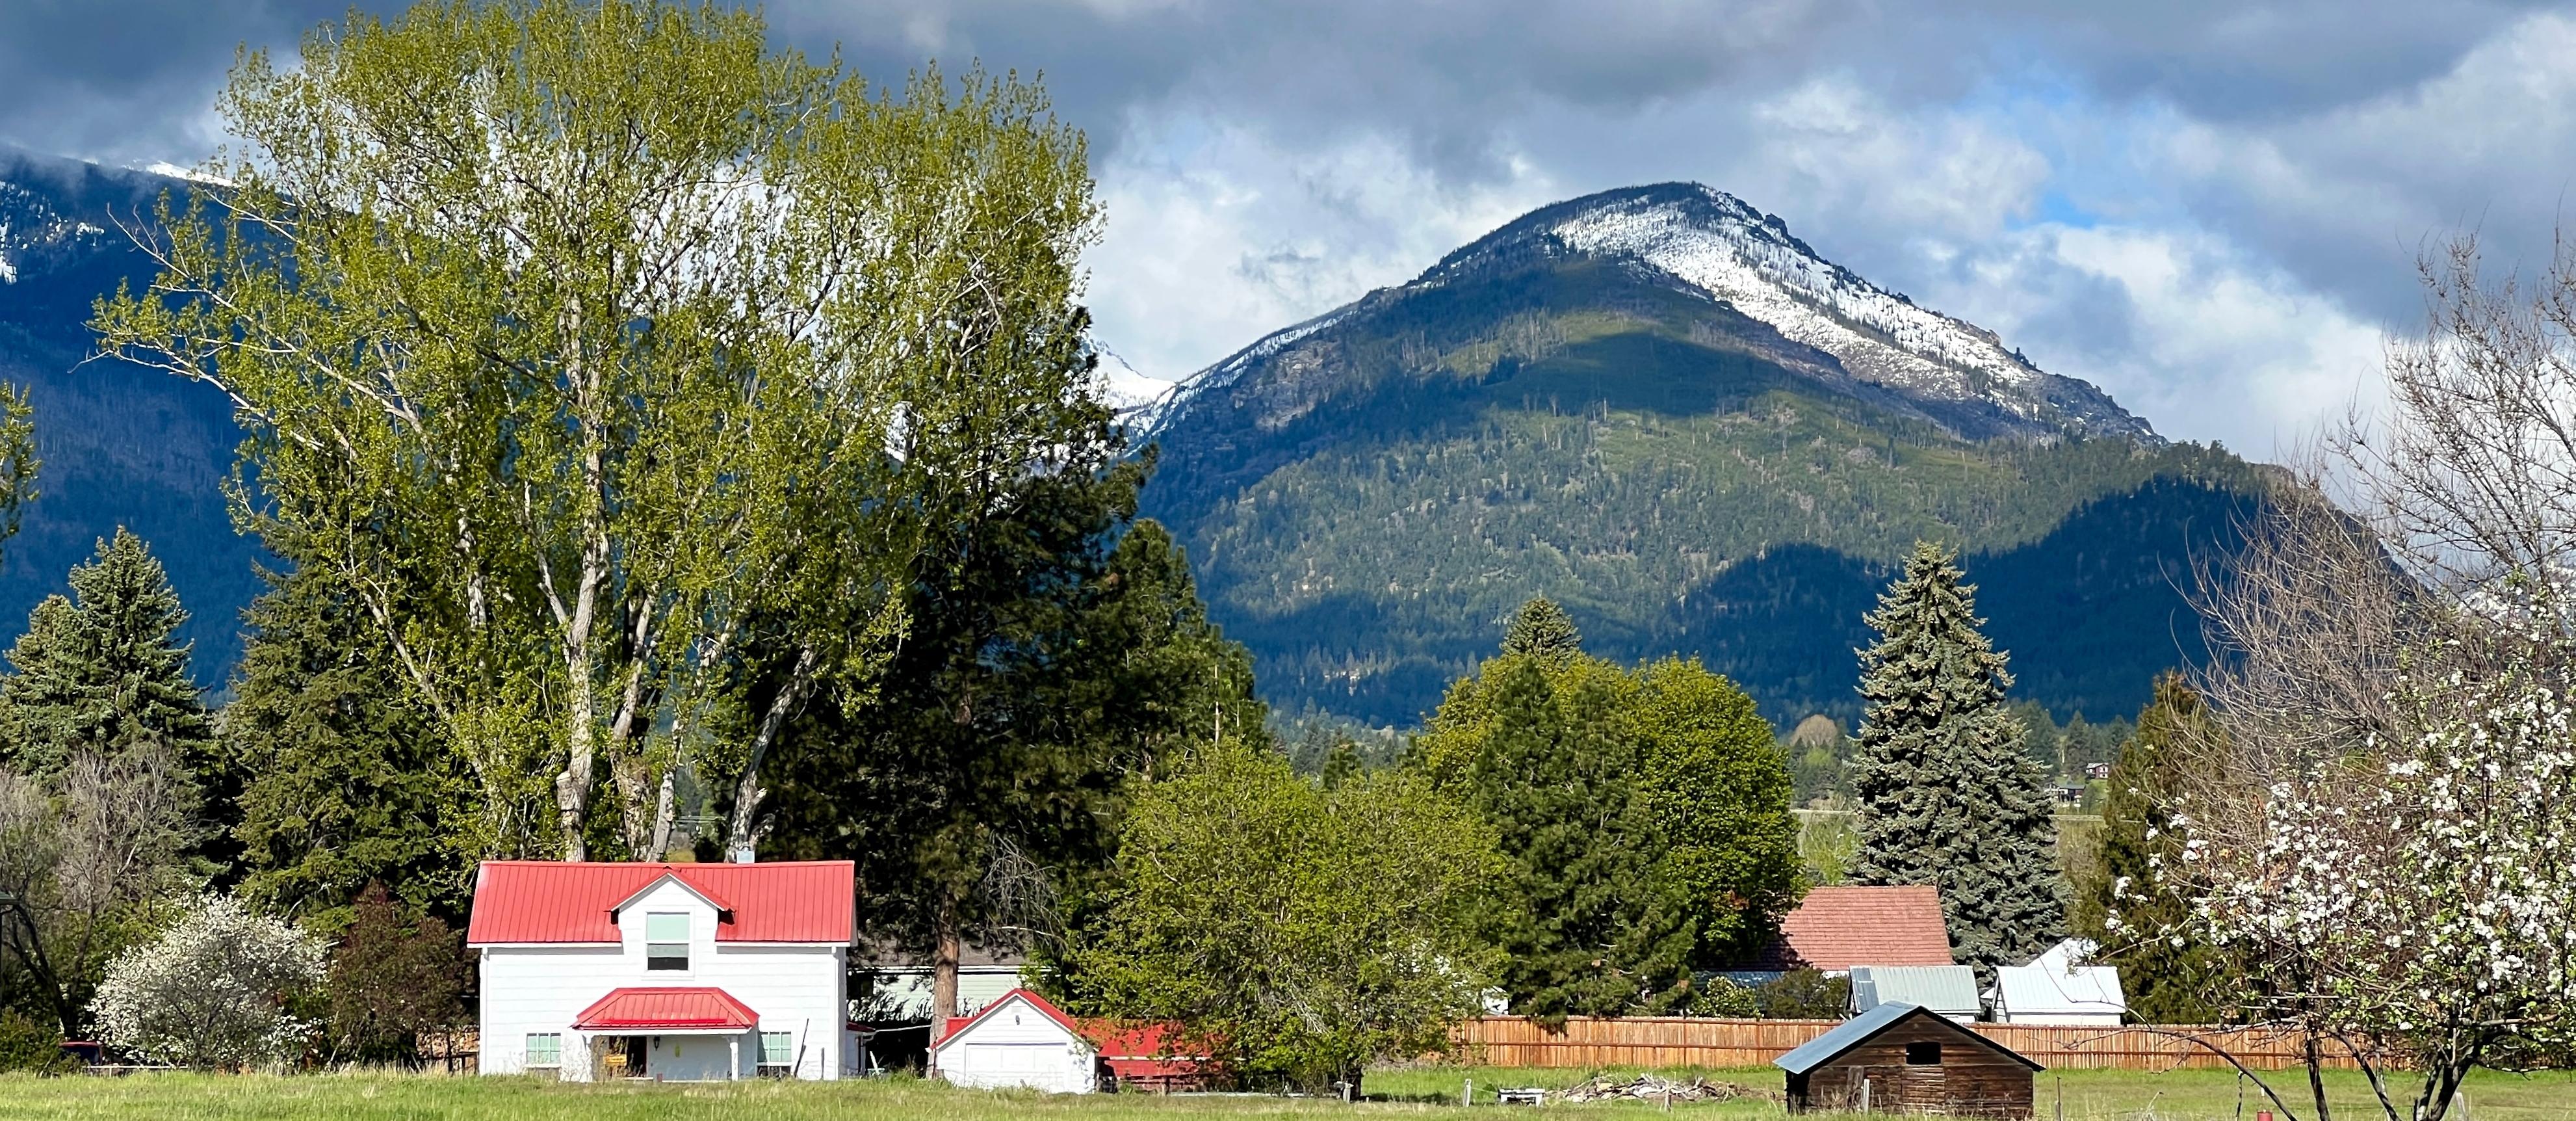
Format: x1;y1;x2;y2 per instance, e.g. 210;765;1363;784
1775;1001;2041;1117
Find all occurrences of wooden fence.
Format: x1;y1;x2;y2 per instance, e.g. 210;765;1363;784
1455;1017;2365;1072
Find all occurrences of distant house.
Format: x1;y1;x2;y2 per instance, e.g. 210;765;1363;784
852;942;1027;1020
1727;886;1955;983
2083;762;2114;780
1776;1001;2042;1117
1990;938;2126;1025
930;987;1201;1094
467;860;859;1081
1849;965;1981;1023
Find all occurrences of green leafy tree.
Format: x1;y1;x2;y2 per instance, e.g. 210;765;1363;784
1413;638;1798;1020
1501;596;1582;661
0;530;212;783
1849;540;2063;974
92;0;1097;860
231;568;471;927
2073;672;2230;1022
1063;743;1498;1096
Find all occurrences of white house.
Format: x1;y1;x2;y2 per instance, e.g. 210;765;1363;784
1990;938;2127;1025
466;860;858;1081
930;988;1101;1093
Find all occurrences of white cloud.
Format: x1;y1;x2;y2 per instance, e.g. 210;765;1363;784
1083;118;1557;384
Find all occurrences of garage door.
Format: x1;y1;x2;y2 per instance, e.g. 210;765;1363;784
961;1042;1069;1090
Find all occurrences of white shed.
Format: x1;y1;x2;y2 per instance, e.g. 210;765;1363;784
1990;938;2127;1025
930;988;1100;1093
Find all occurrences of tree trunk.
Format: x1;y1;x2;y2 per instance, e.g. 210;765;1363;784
932;897;963;1022
2306;1030;2334;1121
725;644;820;860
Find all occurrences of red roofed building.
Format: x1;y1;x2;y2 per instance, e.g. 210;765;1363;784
467;860;857;1082
930;988;1204;1094
1733;885;1955;977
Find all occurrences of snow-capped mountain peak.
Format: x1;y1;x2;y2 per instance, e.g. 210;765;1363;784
1143;182;2153;445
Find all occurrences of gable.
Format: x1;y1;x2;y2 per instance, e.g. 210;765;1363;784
933;990;1089;1053
1776;1003;2043;1074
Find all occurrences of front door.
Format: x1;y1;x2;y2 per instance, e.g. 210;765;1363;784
601;1035;648;1078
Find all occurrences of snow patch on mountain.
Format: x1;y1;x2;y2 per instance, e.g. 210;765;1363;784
1550;187;2049;415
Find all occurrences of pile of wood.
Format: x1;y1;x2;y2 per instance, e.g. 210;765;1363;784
1555;1072;1778;1104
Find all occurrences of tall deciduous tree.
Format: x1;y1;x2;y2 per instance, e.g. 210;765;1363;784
1849;540;2062;974
1063;742;1498;1096
1413;626;1798;1019
92;0;1097;860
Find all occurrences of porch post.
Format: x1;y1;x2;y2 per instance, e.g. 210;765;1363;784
729;1036;740;1081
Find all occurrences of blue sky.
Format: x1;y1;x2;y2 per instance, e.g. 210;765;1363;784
7;1;2571;460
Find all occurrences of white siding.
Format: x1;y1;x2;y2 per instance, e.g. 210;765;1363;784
476;877;846;1081
863;965;1023;1019
930;993;1097;1094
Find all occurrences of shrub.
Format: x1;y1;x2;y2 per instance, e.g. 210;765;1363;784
1755;969;1851;1019
1685;977;1759;1018
90;895;326;1069
0;1010;73;1074
324;883;471;1064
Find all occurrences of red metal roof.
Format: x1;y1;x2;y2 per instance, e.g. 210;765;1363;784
465;860;853;945
573;986;759;1031
1743;885;1955;971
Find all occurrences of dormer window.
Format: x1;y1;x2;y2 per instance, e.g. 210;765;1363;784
646;912;689;970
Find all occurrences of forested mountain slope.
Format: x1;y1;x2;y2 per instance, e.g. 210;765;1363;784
0;150;259;683
1138;183;2270;727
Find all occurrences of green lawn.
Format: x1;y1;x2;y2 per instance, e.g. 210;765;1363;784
2;1067;2571;1120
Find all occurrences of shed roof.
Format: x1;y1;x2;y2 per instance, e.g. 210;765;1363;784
1851;965;1981;1016
466;860;854;945
571;986;759;1031
1742;886;1954;971
1774;1002;2044;1075
1995;961;2126;1016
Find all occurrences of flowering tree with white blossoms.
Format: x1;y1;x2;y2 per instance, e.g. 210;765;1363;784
2146;622;2576;1121
91;895;327;1069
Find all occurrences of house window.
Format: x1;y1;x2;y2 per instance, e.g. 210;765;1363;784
646;912;689;970
1905;1041;1942;1066
759;1031;794;1075
526;1033;562;1068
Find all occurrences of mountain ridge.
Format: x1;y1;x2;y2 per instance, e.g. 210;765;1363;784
1134;181;2263;728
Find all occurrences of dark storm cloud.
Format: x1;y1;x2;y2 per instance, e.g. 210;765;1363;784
4;0;2571;454
0;1;353;163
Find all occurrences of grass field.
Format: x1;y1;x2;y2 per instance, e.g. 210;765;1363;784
1;1066;2570;1120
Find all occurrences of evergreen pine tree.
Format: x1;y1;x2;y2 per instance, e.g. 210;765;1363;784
1500;596;1581;661
1319;736;1363;791
231;567;471;927
0;529;212;781
1849;540;2062;974
2072;672;2229;1021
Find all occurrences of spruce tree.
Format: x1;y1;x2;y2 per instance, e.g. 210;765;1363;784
0;529;212;780
231;567;471;927
1501;596;1581;661
2072;672;2229;1021
1849;540;2062;974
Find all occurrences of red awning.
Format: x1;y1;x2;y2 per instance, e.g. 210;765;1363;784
573;987;759;1031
